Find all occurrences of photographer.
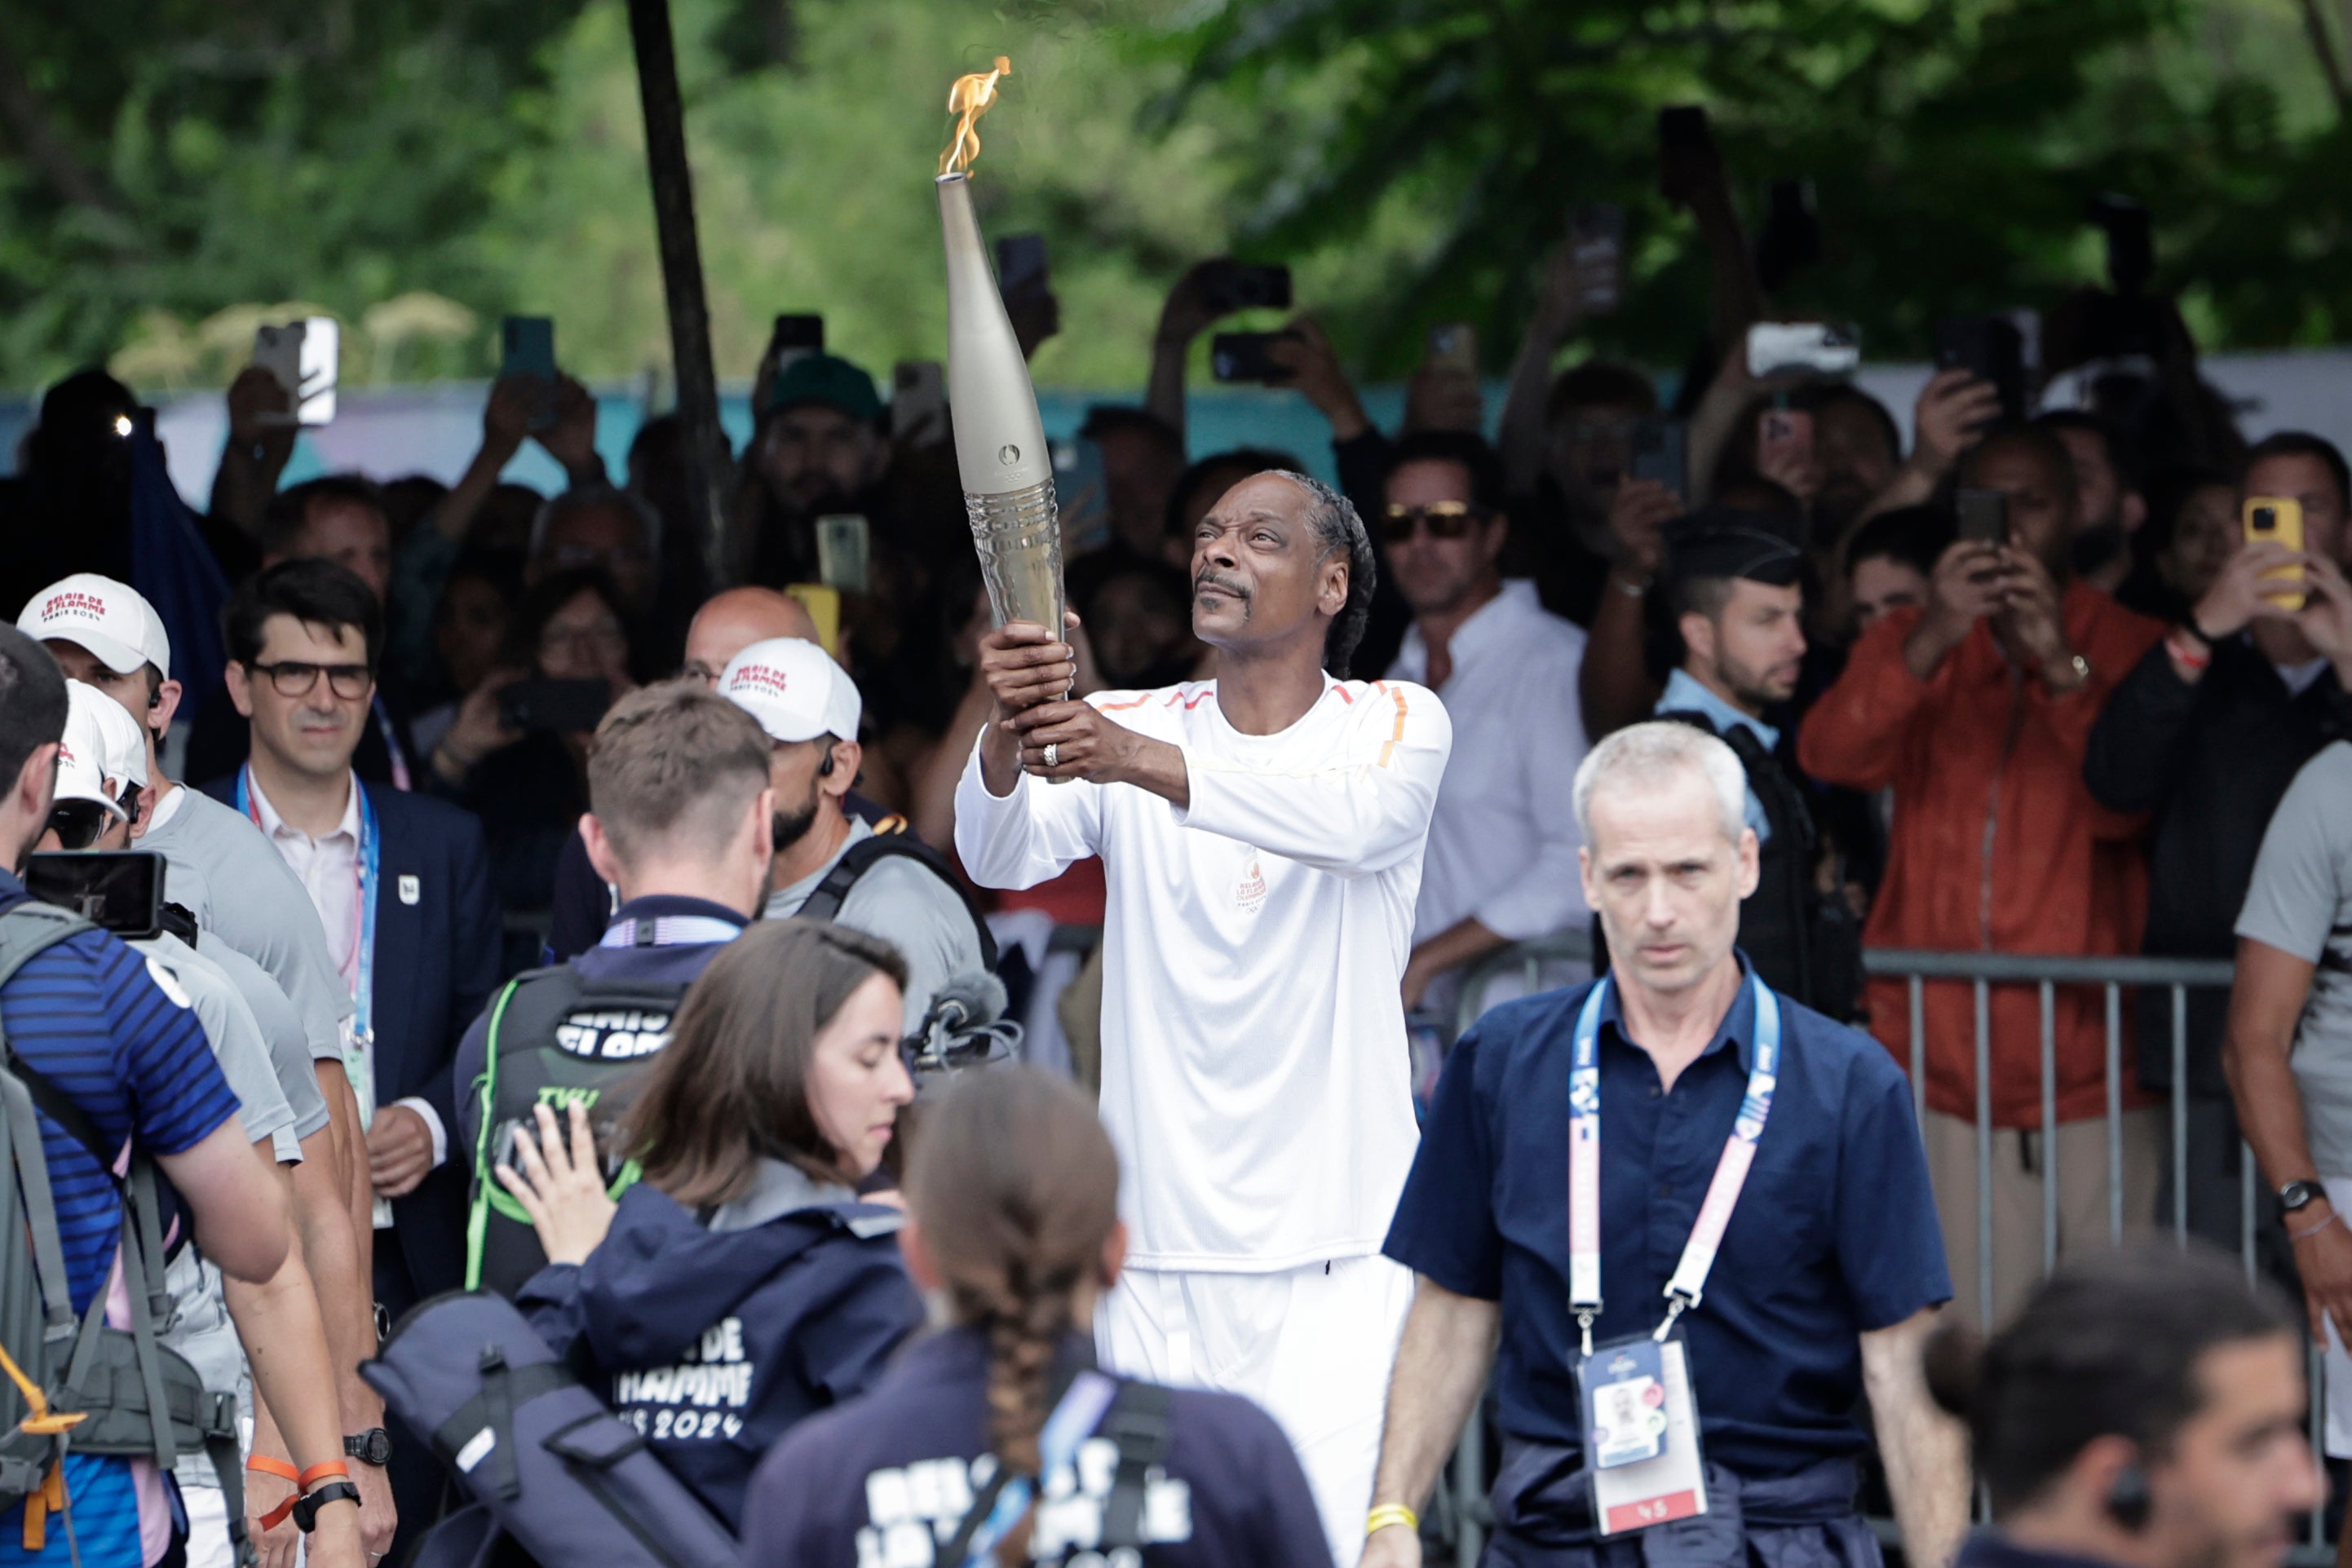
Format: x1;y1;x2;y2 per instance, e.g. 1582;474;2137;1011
1930;1246;2320;1568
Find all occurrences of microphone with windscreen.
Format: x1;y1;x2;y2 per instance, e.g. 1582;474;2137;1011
904;970;1023;1077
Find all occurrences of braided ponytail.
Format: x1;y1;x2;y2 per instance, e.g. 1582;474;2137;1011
906;1070;1121;1564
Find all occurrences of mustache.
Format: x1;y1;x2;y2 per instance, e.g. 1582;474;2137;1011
1193;571;1251;599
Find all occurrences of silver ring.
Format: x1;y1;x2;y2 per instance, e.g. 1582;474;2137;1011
1042;742;1059;767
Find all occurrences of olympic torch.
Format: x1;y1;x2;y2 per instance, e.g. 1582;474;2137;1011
935;57;1063;643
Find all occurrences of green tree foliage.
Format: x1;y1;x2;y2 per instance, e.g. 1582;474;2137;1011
1167;0;2352;374
0;0;2343;395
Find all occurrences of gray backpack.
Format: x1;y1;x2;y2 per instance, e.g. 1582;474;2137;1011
0;900;252;1565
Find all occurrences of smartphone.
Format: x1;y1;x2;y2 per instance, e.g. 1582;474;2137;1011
1934;316;2028;422
1210;330;1302;383
816;514;872;594
995;234;1049;294
1747;321;1860;378
891;361;948;448
1053;435;1111;557
1956;488;2009;545
252;318;339;426
1757;405;1814;470
498;678;612;735
1427;324;1479;375
2089;194;2153;296
1196;261;1293;315
1755;178;1821;291
769;312;824;361
500;316;558;430
24;851;164;939
783;584;842;659
2243;496;2307;610
1658;104;1711;153
1630;417;1688;501
1567;204;1625;314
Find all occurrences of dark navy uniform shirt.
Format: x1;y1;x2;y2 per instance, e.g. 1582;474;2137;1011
1383;962;1951;1477
743;1327;1334;1568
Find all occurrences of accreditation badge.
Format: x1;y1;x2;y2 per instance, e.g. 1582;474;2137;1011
1576;1330;1709;1535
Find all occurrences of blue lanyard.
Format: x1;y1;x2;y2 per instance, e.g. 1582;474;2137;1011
237;766;381;1049
960;1370;1120;1568
1568;970;1782;1354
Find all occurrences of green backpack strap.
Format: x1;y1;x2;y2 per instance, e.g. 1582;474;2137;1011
465;976;530;1292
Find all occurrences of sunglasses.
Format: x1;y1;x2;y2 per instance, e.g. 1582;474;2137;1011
46;798;116;850
1378;501;1491;545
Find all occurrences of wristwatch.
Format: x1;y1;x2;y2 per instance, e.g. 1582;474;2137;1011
2280;1179;2327;1218
291;1480;361;1535
344;1429;393;1467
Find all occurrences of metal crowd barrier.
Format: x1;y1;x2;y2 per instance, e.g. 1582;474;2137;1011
1437;939;2329;1566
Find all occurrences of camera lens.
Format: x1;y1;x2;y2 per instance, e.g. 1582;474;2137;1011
2253;506;2276;532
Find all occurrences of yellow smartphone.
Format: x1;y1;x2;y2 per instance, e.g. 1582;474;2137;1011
783;582;842;658
2242;496;2306;610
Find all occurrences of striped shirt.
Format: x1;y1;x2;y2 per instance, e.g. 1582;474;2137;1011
0;877;241;1568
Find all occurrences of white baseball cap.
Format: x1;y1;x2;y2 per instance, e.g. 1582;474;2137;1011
17;574;172;679
718;638;861;746
58;682;148;818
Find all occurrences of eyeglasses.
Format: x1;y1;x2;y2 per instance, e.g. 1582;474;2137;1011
46;799;114;850
250;660;374;700
1378;501;1490;545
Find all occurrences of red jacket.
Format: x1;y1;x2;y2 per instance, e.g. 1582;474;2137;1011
1797;585;2164;1124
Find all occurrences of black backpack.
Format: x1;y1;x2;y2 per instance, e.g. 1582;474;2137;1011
0;902;253;1565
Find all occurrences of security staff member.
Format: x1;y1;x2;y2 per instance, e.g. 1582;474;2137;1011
449;682;775;1295
1366;722;1967;1568
1933;1246;2321;1568
1650;506;1863;1018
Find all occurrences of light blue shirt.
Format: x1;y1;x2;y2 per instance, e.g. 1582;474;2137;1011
1656;668;1775;844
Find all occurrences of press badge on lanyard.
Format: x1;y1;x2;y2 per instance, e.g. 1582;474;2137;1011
1568;971;1781;1537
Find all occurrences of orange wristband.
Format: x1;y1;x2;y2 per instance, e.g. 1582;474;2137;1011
247;1459;352;1530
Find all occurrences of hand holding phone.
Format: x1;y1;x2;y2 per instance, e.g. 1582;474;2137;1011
501;316;559;431
1567;205;1625;315
1956;488;2009;545
252;318;340;426
1211;331;1305;384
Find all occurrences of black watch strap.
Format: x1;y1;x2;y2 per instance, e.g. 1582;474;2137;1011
2280;1179;2325;1216
344;1428;392;1467
291;1480;361;1535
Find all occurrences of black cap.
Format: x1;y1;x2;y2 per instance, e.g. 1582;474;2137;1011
1663;505;1805;588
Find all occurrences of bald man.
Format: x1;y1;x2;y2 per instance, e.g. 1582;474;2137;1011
680;587;820;684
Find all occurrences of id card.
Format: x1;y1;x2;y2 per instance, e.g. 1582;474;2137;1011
1577;1333;1709;1535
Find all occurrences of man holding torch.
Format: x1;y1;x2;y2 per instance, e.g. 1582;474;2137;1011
956;468;1452;1566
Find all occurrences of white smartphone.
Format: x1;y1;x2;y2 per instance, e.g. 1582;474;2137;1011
253;317;340;426
1745;320;1859;379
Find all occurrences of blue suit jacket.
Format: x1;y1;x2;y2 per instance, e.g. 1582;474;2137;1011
201;773;503;1299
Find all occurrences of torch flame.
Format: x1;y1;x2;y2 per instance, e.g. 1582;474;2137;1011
939;55;1013;177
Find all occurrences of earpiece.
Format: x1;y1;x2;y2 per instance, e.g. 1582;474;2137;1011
2105;1463;2151;1532
818;749;836;778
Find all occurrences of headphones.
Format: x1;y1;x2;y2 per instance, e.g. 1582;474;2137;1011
817;749;836;779
2106;1463;2152;1532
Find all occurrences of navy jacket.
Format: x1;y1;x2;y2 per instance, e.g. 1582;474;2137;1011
516;1180;922;1530
201;773;502;1298
744;1326;1334;1567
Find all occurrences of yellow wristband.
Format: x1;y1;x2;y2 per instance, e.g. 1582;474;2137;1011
1366;1504;1419;1537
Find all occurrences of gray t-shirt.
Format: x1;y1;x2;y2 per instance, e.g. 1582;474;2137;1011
763;819;986;1035
2237;741;2352;1172
203;939;333;1144
134;931;300;1164
140;786;353;1066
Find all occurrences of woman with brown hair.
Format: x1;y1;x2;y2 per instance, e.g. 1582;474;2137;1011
741;1066;1333;1566
493;917;923;1531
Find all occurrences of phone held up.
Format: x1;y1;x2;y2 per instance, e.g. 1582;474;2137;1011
1196;260;1293;316
1746;321;1860;380
498;678;612;735
1210;331;1303;385
1956;488;2009;546
1630;418;1688;501
2244;496;2307;611
252;317;340;427
1933;316;2029;422
500;316;559;430
24;852;165;940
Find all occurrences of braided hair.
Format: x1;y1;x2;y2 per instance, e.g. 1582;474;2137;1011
904;1068;1121;1561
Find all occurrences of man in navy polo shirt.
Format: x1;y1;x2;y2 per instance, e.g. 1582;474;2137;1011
1366;721;1966;1568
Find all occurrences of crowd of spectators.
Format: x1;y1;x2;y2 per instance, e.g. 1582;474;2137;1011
4;99;2352;1568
